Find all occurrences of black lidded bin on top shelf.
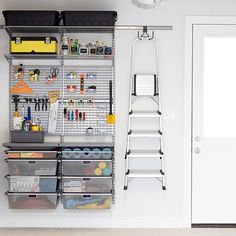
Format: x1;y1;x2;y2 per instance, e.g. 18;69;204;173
61;11;118;26
2;10;61;26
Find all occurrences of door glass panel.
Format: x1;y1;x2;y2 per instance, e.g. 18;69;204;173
203;37;236;137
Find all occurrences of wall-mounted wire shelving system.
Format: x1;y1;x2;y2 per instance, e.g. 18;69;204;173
1;24;172;210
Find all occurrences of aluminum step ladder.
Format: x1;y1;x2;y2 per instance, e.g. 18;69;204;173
124;29;166;190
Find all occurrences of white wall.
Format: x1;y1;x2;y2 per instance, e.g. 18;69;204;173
1;0;236;228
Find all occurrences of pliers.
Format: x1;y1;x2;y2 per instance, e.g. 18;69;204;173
42;96;48;111
34;98;40;111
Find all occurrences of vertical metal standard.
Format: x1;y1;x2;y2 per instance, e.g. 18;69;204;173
8;34;12;142
61;29;65;143
112;28;116;204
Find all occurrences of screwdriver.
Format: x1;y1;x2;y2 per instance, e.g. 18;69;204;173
79;112;82;121
75;109;79;121
64;108;67;119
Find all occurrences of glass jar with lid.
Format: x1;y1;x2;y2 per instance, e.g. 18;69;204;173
79;43;88;55
105;46;113;55
89;43;97;55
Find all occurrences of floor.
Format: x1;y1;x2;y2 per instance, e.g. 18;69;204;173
0;229;236;236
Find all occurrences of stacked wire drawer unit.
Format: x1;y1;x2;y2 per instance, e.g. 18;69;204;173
61;144;114;209
5;148;60;209
4;26;116;209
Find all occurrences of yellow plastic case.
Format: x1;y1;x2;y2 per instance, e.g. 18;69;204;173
11;37;58;54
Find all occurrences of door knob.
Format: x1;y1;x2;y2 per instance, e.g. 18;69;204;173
195;147;200;154
194;136;200;142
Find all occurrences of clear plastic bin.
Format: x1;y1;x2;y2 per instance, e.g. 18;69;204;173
7;176;58;192
62;148;113;159
62;193;112;209
6;192;58;209
62;160;112;176
6;159;58;176
62;177;112;193
6;151;57;159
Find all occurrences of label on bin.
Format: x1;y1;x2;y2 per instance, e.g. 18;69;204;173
64;181;85;192
35;168;55;175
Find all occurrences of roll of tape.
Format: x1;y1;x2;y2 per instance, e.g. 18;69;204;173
102;148;112;159
63;148;73;158
91;148;101;158
102;168;111;176
73;148;82;159
95;168;102;176
98;162;107;170
82;148;91;158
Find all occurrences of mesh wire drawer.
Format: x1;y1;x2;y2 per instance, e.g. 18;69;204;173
6;151;58;159
6;192;58;209
62;193;112;209
62;147;112;159
62;160;112;176
62;177;112;193
7;176;58;192
6;159;58;176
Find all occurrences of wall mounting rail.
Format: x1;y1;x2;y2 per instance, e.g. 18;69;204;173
0;25;173;35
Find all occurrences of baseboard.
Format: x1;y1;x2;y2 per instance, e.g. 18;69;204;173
0;216;185;228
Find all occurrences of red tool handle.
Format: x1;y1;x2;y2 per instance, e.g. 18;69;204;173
75;109;79;121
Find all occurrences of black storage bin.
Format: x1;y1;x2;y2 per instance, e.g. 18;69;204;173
2;11;60;26
61;11;117;26
11;131;44;143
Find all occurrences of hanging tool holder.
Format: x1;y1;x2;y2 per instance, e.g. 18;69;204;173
10;65;63;136
62;67;115;137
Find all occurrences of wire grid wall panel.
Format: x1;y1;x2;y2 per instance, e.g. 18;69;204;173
63;66;115;136
10;65;63;135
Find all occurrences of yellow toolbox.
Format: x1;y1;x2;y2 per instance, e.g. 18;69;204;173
11;37;58;54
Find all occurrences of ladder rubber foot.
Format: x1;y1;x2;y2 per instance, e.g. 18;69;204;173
162;186;166;190
124;186;128;190
160;170;165;175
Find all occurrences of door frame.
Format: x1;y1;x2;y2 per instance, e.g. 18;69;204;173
184;16;236;227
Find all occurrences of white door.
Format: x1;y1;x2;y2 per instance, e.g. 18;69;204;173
192;25;236;223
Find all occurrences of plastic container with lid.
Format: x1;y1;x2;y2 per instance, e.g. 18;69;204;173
3;11;61;26
79;43;88;55
61;37;70;55
105;46;113;55
61;11;117;26
88;43;97;55
96;41;105;55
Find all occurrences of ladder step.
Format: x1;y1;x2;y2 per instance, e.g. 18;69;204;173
128;130;162;138
127;169;164;178
130;110;161;118
127;150;163;158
